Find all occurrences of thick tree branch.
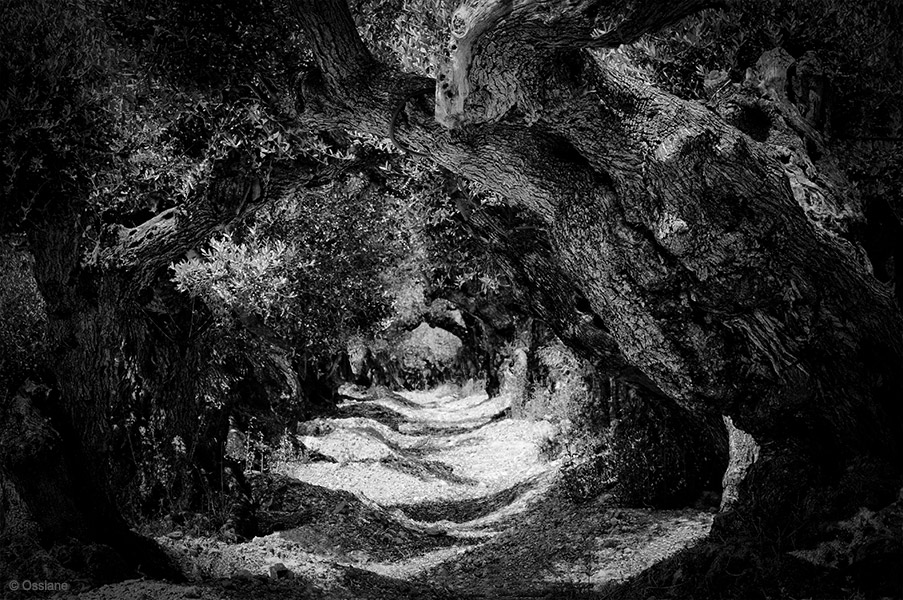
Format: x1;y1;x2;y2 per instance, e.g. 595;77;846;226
286;0;619;223
436;0;723;127
286;0;377;91
292;2;903;512
466;206;661;392
99;160;315;292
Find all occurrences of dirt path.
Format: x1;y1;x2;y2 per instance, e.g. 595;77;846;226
69;387;713;600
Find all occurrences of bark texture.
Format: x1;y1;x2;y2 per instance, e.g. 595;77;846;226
720;416;759;511
290;0;903;544
4;150;316;577
466;209;727;505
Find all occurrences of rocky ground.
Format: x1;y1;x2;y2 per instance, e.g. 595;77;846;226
62;386;714;600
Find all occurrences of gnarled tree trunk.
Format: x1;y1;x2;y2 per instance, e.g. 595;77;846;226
3;158;299;578
289;0;903;549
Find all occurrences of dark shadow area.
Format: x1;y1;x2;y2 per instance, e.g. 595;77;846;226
596;539;873;600
366;388;423;409
249;473;477;562
333;401;409;430
393;477;541;523
370;456;480;486
341;565;457;600
400;422;483;436
418;479;714;598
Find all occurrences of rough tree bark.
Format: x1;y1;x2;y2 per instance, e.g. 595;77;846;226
466;204;727;505
6;0;899;586
2;155;311;576
720;416;759;512
289;0;903;548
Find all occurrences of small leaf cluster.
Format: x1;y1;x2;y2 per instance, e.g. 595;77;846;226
172;176;402;358
172;232;295;322
354;0;458;77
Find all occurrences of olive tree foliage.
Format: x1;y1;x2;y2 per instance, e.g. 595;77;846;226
0;0;406;544
171;180;402;357
1;0;118;228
